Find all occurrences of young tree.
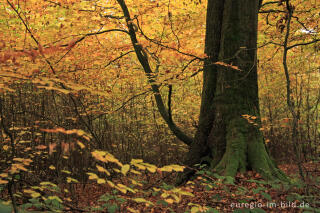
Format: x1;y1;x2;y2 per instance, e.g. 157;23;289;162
117;0;288;183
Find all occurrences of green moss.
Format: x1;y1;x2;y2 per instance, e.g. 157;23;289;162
210;117;289;182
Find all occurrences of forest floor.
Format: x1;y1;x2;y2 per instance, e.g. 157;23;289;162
62;162;320;213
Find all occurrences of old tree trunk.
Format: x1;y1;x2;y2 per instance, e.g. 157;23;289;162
117;0;288;184
179;0;288;183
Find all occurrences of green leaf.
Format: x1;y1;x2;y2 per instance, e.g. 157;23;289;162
156;200;168;206
213;173;224;179
98;193;112;202
204;207;220;213
233;209;251;213
115;197;127;203
286;194;296;202
224;176;235;185
252;187;265;194
211;194;222;201
162;183;174;190
107;204;119;213
260;191;272;201
251;208;266;213
246;179;267;185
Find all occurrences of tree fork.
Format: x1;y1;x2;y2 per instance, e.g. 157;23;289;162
177;0;289;184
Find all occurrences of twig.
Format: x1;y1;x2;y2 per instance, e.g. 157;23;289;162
136;18;205;61
103;50;135;68
114;90;151;112
287;39;320;50
55;29;130;65
6;0;102;146
168;85;173;122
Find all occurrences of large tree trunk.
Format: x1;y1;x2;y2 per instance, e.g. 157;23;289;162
116;0;287;185
179;0;287;184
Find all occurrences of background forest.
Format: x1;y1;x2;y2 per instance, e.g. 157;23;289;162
0;0;319;212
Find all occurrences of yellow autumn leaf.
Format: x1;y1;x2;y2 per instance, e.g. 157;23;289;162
105;153;123;167
132;198;154;206
172;188;194;197
130;159;143;164
91;150;107;162
2;145;9;151
130;169;141;175
49;165;56;170
13;158;25;162
24;189;41;198
172;194;181;203
66;177;79;183
113;168;121;173
87;172;99;180
92;150;123;166
165;198;174;204
48;196;63;203
115;185;127;194
153;187;161;192
96;165;110;176
171;164;185;172
144;164;157;173
121;164;130;176
191;206;200;213
131;179;142;186
161;192;170;198
160;165;173;172
97;178;106;184
107;180;115;187
0;173;8;178
133;164;146;170
116;183;136;194
40;182;57;187
77;141;85;149
0;179;8;184
12;163;28;172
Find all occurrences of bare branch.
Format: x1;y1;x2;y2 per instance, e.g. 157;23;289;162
114;90;151;112
55;29;130;64
136;18;205;61
116;0;193;145
259;9;286;13
287;39;320;50
260;1;279;8
6;0;104;146
103;14;125;19
168;85;173;123
103;50;135;68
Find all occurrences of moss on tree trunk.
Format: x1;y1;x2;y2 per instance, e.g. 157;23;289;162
177;0;288;185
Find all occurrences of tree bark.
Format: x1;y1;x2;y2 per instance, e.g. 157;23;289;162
178;0;287;184
116;0;287;185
